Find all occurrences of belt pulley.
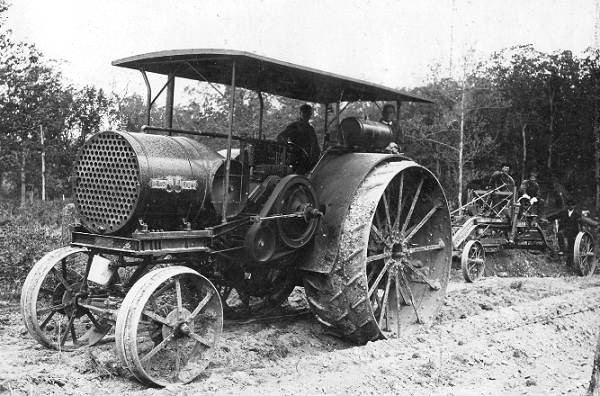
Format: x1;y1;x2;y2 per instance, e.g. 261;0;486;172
245;175;321;262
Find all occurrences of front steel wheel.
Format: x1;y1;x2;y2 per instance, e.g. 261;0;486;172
304;162;451;343
574;231;596;276
115;266;222;387
461;240;485;282
20;247;111;351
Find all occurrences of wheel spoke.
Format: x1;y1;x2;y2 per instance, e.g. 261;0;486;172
399;270;423;324
39;311;56;330
367;252;388;263
394;271;410;305
403;261;441;290
375;210;385;237
175;279;183;315
188;331;212;347
394;271;402;336
60;313;76;347
468;262;478;274
175;339;181;377
401;178;424;234
405;205;440;242
61;258;68;283
367;266;378;284
378;274;392;327
393;173;405;231
382;192;393;233
85;311;103;329
370;225;384;244
190;290;214;320
154;279;176;298
50;267;72;291
70;322;78;344
39;287;54;296
368;260;392;298
407;240;445;254
141;333;173;363
37;303;67;316
142;310;171;327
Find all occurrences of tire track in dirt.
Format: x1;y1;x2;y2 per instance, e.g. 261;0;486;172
2;276;600;395
190;280;600;395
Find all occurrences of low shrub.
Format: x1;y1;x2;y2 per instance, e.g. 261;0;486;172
0;200;69;300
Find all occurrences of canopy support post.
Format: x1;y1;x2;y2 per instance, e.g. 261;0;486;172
335;101;341;144
140;70;151;126
222;61;236;223
395;100;402;144
165;73;175;132
323;103;329;146
257;91;264;140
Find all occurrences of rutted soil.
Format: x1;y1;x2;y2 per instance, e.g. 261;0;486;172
1;271;600;395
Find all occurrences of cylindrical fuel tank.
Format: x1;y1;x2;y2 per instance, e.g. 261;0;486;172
339;117;394;150
73;131;246;234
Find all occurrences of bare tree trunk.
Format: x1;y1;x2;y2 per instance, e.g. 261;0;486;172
595;105;600;212
40;125;46;201
588;331;600;395
521;123;527;181
458;80;466;213
19;149;27;208
547;92;555;171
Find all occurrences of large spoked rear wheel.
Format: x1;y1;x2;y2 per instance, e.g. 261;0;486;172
115;266;222;387
20;246;111;351
575;231;596;276
461;240;485;283
304;162;451;343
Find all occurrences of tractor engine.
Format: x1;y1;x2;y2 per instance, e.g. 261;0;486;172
73;131;246;234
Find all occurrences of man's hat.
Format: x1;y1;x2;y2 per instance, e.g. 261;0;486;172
382;103;396;112
300;104;313;113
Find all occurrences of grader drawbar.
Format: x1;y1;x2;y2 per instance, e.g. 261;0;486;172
20;49;452;386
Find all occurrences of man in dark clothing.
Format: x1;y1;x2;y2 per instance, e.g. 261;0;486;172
549;198;582;267
277;104;321;173
379;104;401;153
489;162;515;190
519;171;544;220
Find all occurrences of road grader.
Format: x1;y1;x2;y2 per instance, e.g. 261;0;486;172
452;172;596;282
20;49;452;387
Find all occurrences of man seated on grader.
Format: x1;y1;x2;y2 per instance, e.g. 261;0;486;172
518;170;546;223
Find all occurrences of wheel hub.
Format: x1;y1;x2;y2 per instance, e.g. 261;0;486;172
163;308;193;339
59;282;86;317
385;235;410;271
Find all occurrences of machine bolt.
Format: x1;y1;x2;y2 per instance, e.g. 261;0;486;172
179;323;191;335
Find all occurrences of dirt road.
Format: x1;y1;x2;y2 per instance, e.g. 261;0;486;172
1;274;599;395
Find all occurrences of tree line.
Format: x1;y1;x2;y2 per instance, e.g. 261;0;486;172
1;1;600;211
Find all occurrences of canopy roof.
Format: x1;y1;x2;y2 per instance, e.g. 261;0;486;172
112;49;432;104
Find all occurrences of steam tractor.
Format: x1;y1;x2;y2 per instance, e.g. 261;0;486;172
20;49;451;386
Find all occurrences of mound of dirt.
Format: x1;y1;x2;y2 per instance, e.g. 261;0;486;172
451;248;578;283
486;249;577;278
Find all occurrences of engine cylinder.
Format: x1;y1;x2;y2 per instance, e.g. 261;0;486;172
339;117;394;150
73;131;246;234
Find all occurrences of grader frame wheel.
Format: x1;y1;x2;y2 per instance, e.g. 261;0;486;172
461;240;485;283
20;246;111;351
574;231;596;277
115;266;223;387
304;162;451;343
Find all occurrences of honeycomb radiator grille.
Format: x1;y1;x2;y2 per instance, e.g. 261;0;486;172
74;132;140;233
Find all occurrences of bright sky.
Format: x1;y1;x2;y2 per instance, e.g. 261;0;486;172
5;0;596;95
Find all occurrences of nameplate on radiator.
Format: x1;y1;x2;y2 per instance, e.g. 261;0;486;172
150;176;198;192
